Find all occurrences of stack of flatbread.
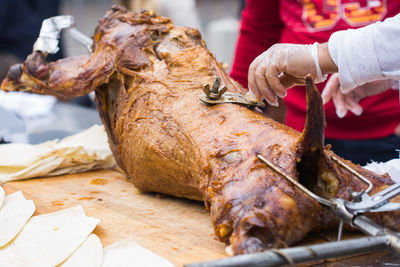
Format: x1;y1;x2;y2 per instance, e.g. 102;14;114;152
0;187;174;267
0;125;116;184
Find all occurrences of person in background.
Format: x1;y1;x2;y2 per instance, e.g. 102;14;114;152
0;0;39;80
230;0;400;165
0;0;63;80
0;0;96;108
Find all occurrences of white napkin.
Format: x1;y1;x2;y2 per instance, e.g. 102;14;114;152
0;91;56;119
364;156;400;183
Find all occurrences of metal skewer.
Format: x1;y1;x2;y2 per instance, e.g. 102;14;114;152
67;28;93;52
186;235;395;267
257;155;334;207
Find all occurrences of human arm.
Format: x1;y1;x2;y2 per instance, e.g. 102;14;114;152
248;42;337;105
321;13;400;118
249;13;400;106
328;13;400;92
230;0;287;122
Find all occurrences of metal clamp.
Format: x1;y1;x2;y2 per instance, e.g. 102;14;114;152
199;76;265;109
257;154;400;215
345;183;400;214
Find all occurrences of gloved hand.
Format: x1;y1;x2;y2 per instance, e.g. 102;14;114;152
321;73;397;118
248;43;333;106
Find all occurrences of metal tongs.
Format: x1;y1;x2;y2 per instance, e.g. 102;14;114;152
187;155;400;267
345;181;400;215
256;155;400;240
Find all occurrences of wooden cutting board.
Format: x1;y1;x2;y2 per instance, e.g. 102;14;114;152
2;169;226;266
3;169;399;266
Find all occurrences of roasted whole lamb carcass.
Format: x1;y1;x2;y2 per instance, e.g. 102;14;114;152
2;6;400;255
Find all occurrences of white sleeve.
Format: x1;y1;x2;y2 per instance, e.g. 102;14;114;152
328;13;400;92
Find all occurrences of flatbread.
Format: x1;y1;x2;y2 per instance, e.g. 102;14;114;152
59;234;103;267
0;186;4;208
0;141;55;168
0;191;35;247
101;237;174;267
0;156;64;184
0;205;99;267
0;125;115;184
54;124;112;160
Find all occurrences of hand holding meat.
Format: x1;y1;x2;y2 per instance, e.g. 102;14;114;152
247;43;336;106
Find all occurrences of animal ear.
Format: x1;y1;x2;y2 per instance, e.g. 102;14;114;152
293;76;327;191
295;75;326;156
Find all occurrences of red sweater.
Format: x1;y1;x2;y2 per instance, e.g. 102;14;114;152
231;0;400;140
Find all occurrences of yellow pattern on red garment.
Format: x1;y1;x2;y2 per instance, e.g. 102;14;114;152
302;0;387;32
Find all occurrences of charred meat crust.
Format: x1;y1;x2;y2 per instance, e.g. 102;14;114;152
2;6;400;254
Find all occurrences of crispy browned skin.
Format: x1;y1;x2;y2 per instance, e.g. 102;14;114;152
2;5;400;254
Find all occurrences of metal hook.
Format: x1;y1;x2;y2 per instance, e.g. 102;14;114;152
256;154;334;208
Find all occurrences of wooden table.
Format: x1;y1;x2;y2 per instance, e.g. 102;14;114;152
3;170;400;266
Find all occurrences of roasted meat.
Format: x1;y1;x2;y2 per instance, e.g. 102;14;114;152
2;6;399;255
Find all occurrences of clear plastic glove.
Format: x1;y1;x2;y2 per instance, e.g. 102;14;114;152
248;43;327;106
321;73;397;118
